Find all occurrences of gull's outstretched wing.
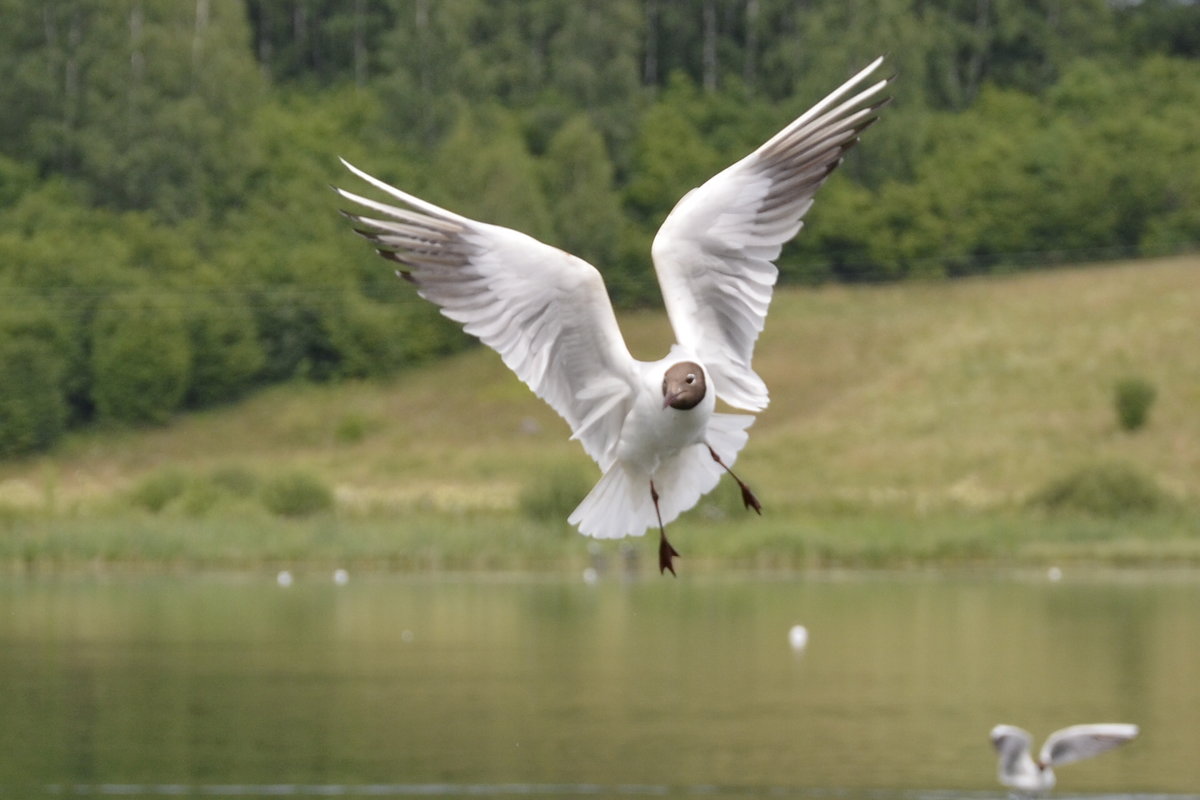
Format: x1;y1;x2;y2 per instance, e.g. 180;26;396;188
991;725;1035;767
1040;723;1139;767
651;57;891;411
337;160;637;470
990;724;1040;789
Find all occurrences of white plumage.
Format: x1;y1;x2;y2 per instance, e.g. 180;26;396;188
990;723;1139;793
336;57;891;573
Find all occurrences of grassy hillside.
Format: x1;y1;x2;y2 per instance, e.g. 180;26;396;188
2;256;1198;571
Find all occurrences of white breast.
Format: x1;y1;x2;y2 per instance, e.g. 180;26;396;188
616;359;715;474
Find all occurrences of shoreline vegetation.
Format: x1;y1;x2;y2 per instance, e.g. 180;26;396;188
2;257;1198;573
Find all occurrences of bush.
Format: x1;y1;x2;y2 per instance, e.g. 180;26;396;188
0;336;68;457
208;466;260;498
1114;376;1157;432
334;413;370;444
518;464;593;523
129;469;189;513
91;290;192;425
260;471;335;517
1030;462;1169;517
184;294;265;408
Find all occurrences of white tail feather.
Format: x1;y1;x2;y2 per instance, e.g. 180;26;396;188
568;462;653;539
568;413;755;539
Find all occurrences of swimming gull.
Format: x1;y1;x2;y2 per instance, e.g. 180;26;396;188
336;58;892;575
990;722;1139;793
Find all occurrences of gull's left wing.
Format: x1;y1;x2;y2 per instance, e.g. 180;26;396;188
336;160;639;471
1040;723;1139;767
651;56;891;411
991;725;1035;763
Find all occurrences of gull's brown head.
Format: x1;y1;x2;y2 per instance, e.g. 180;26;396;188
662;362;706;410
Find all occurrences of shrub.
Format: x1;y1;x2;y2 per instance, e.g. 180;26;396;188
208;466;260;498
518;464;593;523
179;480;223;517
1030;462;1169;517
184;294;265;408
334;413;370;444
129;469;189;513
260;471;334;517
91;290;192;425
1114;376;1157;432
0;336;68;457
251;287;329;382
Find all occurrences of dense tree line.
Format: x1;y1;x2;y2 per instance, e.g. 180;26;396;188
1;0;1198;456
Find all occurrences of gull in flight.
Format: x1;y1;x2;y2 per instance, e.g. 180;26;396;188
336;58;891;575
990;723;1139;794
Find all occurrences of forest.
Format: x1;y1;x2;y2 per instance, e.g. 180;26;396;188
1;0;1199;458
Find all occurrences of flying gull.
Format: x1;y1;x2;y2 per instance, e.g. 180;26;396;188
990;723;1139;793
336;57;891;575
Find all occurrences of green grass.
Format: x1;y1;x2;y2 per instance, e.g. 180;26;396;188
1;255;1198;571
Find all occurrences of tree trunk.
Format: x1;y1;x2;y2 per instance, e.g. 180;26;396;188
130;2;144;87
702;0;717;92
643;0;659;86
743;0;759;88
353;0;367;86
193;0;210;86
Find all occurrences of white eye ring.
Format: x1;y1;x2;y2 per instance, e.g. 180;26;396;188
686;374;696;384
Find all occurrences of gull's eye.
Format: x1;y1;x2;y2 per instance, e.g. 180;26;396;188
686;374;696;384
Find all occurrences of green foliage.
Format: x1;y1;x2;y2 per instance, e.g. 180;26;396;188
432;106;553;241
0;336;68;457
541;114;624;273
260;471;335;518
129;465;265;516
1031;462;1170;517
0;2;263;222
91;290;192;425
129;469;189;514
184;292;265;407
333;414;370;445
1114;377;1157;432
518;464;594;524
1;0;1199;452
322;294;412;380
624;97;720;225
208;465;260;498
0;293;76;452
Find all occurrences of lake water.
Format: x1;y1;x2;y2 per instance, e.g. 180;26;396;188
1;569;1198;799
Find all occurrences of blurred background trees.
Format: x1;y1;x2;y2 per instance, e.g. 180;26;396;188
2;0;1198;455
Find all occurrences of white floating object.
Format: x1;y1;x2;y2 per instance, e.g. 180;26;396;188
1047;566;1063;582
788;624;809;650
400;629;415;643
333;568;350;585
582;567;598;585
276;570;293;587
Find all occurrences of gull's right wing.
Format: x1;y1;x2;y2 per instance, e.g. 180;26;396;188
1040;723;1140;767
